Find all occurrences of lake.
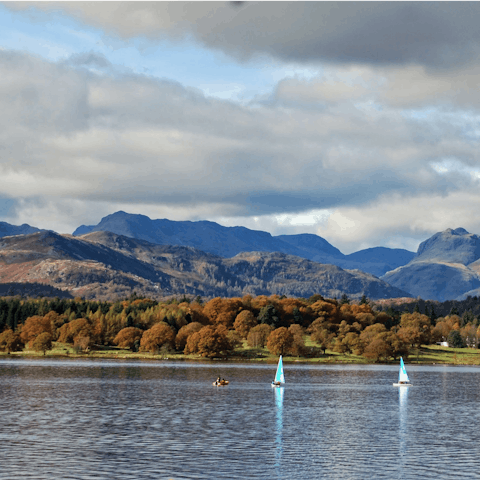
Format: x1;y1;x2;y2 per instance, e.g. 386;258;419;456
1;358;480;479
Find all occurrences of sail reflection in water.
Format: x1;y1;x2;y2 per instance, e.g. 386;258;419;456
398;385;409;471
274;386;284;473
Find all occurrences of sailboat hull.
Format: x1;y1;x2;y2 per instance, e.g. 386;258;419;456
393;382;412;386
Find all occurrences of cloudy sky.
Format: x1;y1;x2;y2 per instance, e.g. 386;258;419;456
1;2;480;254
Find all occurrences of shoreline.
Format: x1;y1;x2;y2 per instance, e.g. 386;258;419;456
2;347;480;366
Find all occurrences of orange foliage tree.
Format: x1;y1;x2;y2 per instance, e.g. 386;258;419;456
247;324;273;348
202;297;243;328
184;325;232;358
0;329;23;353
140;322;175;353
266;327;294;356
58;318;94;345
20;315;52;347
113;327;144;351
288;324;305;356
233;310;257;338
397;312;431;348
32;332;53;355
175;322;204;351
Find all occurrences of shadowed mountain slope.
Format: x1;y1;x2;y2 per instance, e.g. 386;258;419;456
382;228;480;301
0;230;411;301
0;222;41;238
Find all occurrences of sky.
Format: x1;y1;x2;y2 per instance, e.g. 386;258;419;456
1;1;480;254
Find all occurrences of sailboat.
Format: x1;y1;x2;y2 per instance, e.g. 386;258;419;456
271;355;285;387
393;357;412;386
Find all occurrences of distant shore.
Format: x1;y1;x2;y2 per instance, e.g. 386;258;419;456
2;343;480;366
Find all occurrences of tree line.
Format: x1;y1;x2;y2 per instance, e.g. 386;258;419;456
0;293;479;360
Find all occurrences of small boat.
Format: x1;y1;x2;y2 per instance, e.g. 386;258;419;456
271;355;285;387
393;357;412;386
213;378;229;386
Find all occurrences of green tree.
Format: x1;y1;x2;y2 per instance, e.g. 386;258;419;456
447;330;465;348
340;294;350;305
258;305;281;329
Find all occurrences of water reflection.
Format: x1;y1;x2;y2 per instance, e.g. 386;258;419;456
398;386;409;472
274;386;284;475
2;360;480;479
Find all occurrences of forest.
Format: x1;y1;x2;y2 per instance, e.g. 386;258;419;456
0;293;479;362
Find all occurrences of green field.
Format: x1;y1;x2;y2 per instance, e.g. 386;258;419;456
2;341;480;365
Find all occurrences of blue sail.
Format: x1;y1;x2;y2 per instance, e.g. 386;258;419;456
275;356;285;384
398;357;410;383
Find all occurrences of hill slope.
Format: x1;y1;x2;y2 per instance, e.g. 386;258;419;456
0;230;411;301
74;211;413;276
382;228;480;301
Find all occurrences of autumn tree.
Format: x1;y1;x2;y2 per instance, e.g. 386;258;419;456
359;323;387;346
57;318;93;345
288;324;305;356
363;336;391;362
0;329;23;354
140;322;175;353
227;330;243;349
247;324;273;348
175;322;203;351
233;310;257;338
342;332;363;355
113;327;144;351
203;297;242;328
397;312;431;348
309;317;335;354
184;325;232;358
266;327;294;356
432;316;458;343
20;315;52;347
460;323;479;348
32;332;53;355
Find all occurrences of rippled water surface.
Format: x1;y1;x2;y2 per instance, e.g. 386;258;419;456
1;359;480;479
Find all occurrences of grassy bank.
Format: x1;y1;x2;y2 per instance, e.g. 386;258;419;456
2;342;480;365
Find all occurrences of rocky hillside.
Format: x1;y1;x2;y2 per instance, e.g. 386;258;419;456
382;228;480;301
74;211;414;276
0;230;411;301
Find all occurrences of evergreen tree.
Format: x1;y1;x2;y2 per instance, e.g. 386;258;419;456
258;305;281;329
447;330;465;348
340;294;350;305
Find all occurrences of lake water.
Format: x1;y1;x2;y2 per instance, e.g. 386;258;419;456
1;359;480;480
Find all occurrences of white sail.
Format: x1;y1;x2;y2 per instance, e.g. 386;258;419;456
274;356;285;384
398;357;410;383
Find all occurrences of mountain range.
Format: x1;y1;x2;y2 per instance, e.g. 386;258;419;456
74;211;414;277
0;230;410;301
1;211;480;301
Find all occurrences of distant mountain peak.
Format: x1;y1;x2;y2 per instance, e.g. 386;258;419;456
414;227;480;266
450;227;469;235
